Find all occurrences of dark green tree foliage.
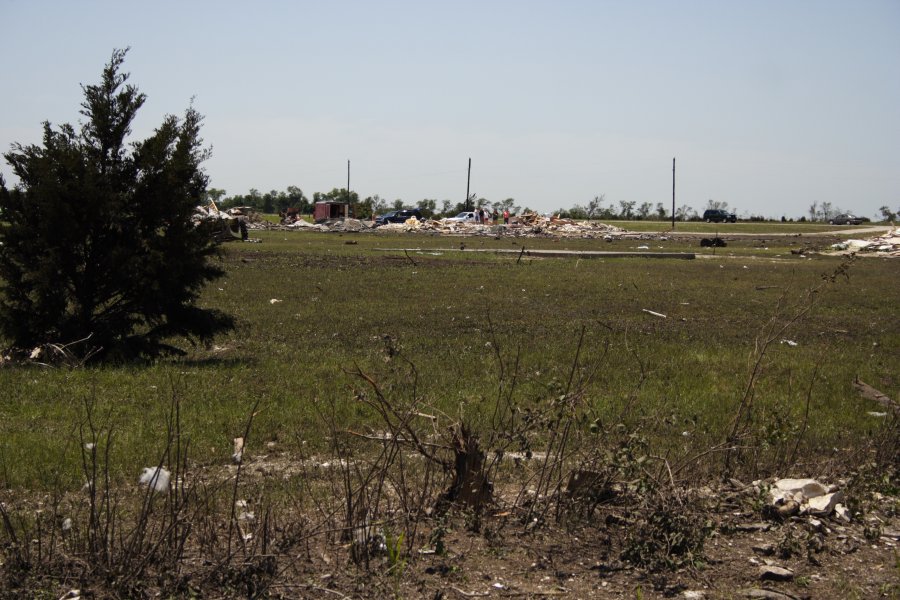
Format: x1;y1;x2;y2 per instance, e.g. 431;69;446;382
0;49;233;360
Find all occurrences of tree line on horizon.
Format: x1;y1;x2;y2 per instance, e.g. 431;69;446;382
208;187;896;223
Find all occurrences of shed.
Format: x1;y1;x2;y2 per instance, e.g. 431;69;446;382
314;201;353;222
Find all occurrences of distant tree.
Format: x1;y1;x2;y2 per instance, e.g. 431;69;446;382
618;200;636;219
285;185;309;213
563;206;587;219
637;202;652;220
878;206;895;222
497;198;518;215
416;198;437;218
706;199;729;211
587;194;605;220
205;187;226;204
357;194;388;219
391;198;404;210
655;202;668;220
0;49;233;361
808;202;819;221
675;204;696;221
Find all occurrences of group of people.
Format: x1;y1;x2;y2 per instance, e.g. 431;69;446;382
474;208;511;225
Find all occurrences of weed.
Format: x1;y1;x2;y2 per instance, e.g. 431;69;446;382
621;490;712;571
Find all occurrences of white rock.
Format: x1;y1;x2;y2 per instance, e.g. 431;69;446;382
759;565;794;581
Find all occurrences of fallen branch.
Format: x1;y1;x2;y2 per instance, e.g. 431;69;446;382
641;309;667;319
451;586;490;597
853;377;899;414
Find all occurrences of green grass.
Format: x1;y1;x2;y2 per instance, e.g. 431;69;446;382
598;219;885;234
0;229;896;490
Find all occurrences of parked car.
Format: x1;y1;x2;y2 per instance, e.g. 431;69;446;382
828;213;862;225
703;209;737;223
444;211;477;223
374;208;423;225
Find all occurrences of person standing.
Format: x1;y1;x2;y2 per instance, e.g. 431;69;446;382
503;209;510;224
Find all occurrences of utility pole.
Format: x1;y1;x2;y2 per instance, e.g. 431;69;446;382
347;160;351;217
466;158;472;211
671;157;676;229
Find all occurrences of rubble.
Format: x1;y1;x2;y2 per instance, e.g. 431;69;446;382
193;202;257;241
828;227;900;257
248;212;654;240
764;478;849;520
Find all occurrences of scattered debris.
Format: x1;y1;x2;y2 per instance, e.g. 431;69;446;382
779;339;798;347
193;202;251;241
740;589;800;599
700;237;727;247
255;212;656;241
139;466;171;493
764;478;849;519
232;437;245;465
642;309;667;318
828;227;900;257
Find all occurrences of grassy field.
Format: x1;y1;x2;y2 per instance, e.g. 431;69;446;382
0;227;896;490
1;226;897;599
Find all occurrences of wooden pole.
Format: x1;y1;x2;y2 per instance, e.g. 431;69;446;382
466;158;472;211
671;157;676;229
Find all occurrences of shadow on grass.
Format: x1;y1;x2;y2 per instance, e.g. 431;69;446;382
175;356;256;369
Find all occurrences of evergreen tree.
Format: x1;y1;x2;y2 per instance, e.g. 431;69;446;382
0;49;233;361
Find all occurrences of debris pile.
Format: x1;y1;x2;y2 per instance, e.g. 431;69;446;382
193;202;253;241
762;478;850;521
376;212;634;239
829;227;900;257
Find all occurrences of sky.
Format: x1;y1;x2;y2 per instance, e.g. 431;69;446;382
1;0;898;219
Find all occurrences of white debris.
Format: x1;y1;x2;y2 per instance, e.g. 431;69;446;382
139;467;171;493
62;517;73;531
779;339;798;347
767;478;851;518
806;491;845;515
834;503;851;522
232;437;245;465
773;478;826;498
269;298;282;304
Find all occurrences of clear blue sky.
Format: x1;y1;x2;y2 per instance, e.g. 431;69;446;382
2;0;898;218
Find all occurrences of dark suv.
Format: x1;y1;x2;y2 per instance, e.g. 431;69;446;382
374;208;424;225
703;209;737;223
